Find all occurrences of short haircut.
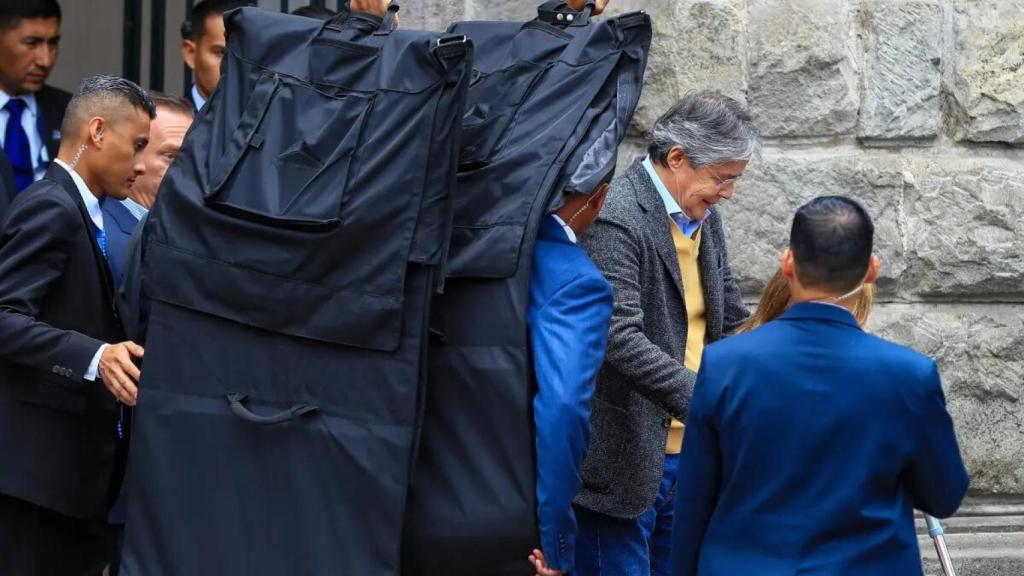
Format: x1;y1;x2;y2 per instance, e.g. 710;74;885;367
147;90;194;118
789;196;874;293
648;90;761;168
61;75;156;138
184;0;252;40
291;5;338;20
0;0;62;33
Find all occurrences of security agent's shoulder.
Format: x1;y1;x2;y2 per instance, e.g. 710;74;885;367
2;179;81;240
38;84;73;111
701;321;778;365
860;329;942;389
534;238;612;297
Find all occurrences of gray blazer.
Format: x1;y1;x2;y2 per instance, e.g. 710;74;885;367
575;158;749;518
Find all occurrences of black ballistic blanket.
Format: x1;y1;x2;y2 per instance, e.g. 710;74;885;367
403;4;651;574
121;8;471;575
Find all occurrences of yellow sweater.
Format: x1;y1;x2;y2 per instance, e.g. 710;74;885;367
666;220;706;454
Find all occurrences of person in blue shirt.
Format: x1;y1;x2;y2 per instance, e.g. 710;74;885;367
527;178;614;576
671;196;969;576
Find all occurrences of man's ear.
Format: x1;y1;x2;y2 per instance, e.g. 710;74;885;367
780;248;796;280
88;117;108;149
667;146;689;172
864;254;880;285
591;182;610;212
182;39;197;71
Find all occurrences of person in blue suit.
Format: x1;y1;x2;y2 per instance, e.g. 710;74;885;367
102;92;193;289
527;179;614;576
102;198;138;285
671;196;970;576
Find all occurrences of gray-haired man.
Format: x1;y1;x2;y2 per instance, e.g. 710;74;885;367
574;91;761;575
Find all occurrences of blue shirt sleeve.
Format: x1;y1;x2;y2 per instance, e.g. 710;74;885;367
528;268;612;572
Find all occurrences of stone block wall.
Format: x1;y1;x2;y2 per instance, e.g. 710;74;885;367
408;0;1024;495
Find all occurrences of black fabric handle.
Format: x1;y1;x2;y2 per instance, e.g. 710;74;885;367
227;393;317;425
374;2;401;35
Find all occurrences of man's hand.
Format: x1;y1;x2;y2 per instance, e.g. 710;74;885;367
528;549;562;576
566;0;608;15
349;0;399;28
350;0;389;17
99;341;144;406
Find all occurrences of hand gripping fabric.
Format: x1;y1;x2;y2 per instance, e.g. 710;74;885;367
120;7;472;575
402;4;651;574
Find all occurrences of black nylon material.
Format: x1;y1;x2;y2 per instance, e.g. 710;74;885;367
121;8;472;575
403;8;651;575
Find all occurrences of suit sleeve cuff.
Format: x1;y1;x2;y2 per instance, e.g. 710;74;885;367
539;532;574;574
84;344;107;381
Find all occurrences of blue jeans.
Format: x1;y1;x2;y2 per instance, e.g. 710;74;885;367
574;453;680;576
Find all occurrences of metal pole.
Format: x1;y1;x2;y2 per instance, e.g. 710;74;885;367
183;0;194;96
149;0;166;90
122;0;143;83
280;0;290;12
925;514;957;576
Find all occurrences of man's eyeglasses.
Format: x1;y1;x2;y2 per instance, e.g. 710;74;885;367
707;168;741;192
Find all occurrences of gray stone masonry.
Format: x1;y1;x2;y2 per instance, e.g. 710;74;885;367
408;0;1024;547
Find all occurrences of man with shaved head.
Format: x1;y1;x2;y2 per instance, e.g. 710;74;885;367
0;74;154;575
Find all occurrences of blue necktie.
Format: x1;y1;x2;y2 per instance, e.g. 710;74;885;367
4;98;34;192
92;220;124;438
93;222;108;259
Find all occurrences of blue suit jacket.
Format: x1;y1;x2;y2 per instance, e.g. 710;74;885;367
101;199;141;287
528;216;613;573
672;303;969;576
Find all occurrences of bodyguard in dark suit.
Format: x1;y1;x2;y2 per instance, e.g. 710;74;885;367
575;92;760;575
671;196;970;576
0;0;72;219
527;182;614;576
180;0;253;112
0;75;154;575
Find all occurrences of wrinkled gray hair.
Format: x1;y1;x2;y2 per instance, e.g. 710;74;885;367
647;90;762;168
61;75;156;137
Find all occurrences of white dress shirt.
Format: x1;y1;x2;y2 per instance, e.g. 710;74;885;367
551;214;577;244
53;158;107;381
0;90;50;182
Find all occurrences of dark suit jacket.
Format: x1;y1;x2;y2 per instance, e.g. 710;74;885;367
102;198;142;286
117;212;149;344
0;152;14;222
576;158;749;518
0;163;124;519
671;303;970;576
528;216;613;572
0;84;72;221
